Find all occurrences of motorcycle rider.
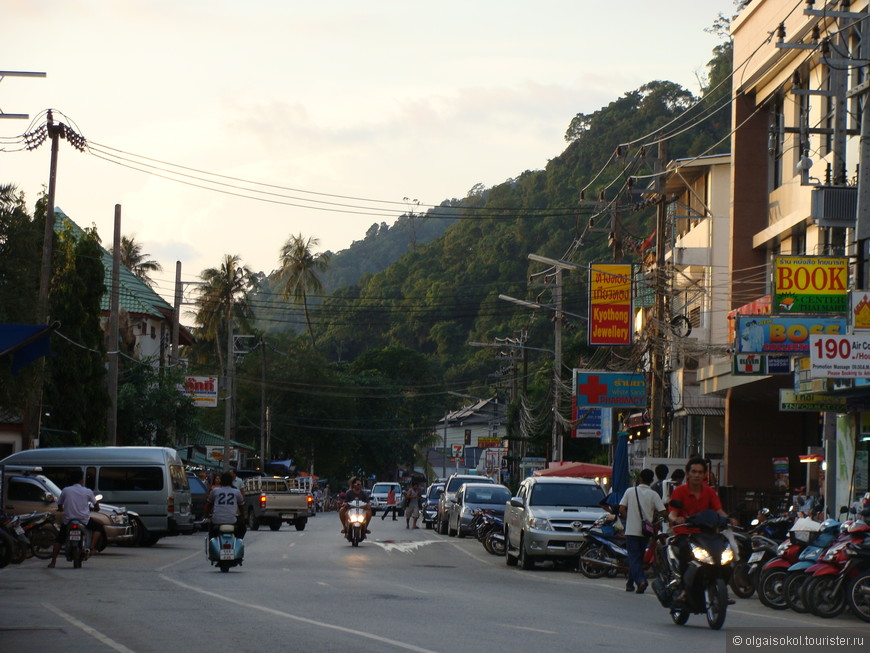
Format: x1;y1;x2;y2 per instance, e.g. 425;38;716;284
339;477;371;534
47;470;101;568
667;456;731;603
204;471;246;539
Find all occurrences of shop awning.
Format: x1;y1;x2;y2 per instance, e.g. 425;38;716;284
0;323;56;373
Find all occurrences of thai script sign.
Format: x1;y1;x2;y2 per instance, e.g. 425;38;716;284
179;375;218;408
573;370;646;408
774;256;848;313
735;316;847;354
588;263;633;346
852;291;870;330
779;389;847;412
808;333;870;378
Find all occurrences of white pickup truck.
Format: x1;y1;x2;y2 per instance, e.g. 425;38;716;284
243;476;312;531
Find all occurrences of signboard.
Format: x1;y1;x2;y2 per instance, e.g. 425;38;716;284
573;370;646;408
727;295;771;343
205;446;238;463
452;445;464;458
772;457;789;490
588;263;633;346
852;291;870;330
732;353;792;375
774;256;849;313
779;389;847;412
735;316;847;354
179;376;218;408
572;406;611;439
808;333;870;378
477;437;502;449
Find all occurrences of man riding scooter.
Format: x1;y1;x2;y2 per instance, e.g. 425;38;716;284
339;477;372;535
47;470;101;568
204;471;246;538
668;456;733;604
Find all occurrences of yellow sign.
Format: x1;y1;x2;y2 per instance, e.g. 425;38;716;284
588;263;633;345
774;256;848;312
852;292;870;330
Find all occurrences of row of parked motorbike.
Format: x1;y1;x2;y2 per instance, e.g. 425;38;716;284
0;510;59;566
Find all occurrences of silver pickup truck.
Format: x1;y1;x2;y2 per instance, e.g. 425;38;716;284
243;476;311;531
504;476;606;570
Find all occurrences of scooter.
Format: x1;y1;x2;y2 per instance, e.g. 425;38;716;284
757;516;825;610
577;507;629;579
206;521;245;572
781;519;841;613
651;505;735;630
345;499;368;547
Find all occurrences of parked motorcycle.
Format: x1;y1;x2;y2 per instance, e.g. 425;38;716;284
206;522;245;572
651;506;735;630
757;517;826;610
782;519;841;613
1;511;57;562
846;540;870;622
468;509;505;556
577;508;628;579
344;499;368;547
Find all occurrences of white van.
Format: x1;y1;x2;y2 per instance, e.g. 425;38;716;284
0;447;194;545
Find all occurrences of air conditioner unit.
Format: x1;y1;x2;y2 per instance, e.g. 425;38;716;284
810;186;857;228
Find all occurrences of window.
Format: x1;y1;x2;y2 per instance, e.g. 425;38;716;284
169;464;188;492
98;466;163;492
770;95;785;190
8;478;50;502
41;466;86;490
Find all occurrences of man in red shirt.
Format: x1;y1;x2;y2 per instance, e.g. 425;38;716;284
667;457;730;602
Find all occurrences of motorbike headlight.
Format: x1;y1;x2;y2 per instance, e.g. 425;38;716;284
349;513;365;524
775;540;790;556
720;547;734;564
691;543;714;565
529;517;552;531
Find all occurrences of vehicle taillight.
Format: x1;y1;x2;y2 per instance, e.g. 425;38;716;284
168;496;175;514
259;494;267;508
307;495;313;504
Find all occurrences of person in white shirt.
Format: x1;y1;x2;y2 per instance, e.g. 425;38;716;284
47;471;101;568
619;468;667;593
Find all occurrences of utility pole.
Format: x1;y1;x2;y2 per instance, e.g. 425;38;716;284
223;297;234;472
107;205;121;446
649;137;669;458
552;269;563;463
260;337;267;470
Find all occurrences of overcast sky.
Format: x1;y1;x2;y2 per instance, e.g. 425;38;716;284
3;1;735;301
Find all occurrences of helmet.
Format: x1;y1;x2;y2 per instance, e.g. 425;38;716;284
820;518;840;533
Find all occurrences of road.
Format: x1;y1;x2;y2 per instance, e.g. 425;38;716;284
0;513;864;653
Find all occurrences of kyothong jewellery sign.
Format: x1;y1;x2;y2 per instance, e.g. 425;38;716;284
588;263;633;346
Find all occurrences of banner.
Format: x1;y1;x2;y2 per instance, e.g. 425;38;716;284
179;375;218;408
779;389;847;412
774;256;849;313
574;370;646;408
808;333;870;378
735;316;847;354
588;263;633;346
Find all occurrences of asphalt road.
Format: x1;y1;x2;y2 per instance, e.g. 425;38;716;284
1;513;864;653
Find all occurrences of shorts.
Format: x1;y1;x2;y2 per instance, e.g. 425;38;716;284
404;505;420;519
56;519;100;543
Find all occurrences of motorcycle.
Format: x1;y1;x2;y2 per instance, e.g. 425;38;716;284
846;540;870;622
577;507;629;579
345;499;368;547
62;494;102;569
757;516;827;610
206;521;245;572
651;506;735;630
781;519;841;613
468;509;505;556
0;511;57;562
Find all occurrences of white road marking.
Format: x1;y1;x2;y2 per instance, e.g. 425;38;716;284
155;549;200;572
368;540;445;554
161;575;438;653
499;623;557;634
45;602;137;653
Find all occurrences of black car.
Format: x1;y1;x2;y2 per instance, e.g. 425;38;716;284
186;472;208;530
421;482;444;529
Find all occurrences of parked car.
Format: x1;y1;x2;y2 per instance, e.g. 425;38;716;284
447;483;512;538
186;472;208;530
436;474;495;535
370;482;403;515
504;476;606;569
421;482;445;529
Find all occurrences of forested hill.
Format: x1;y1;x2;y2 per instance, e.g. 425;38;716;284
301;42;733;387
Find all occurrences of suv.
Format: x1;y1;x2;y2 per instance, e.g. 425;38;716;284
504;476;606;570
370;482;402;515
436;473;494;535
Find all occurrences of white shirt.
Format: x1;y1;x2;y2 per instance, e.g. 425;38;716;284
619;483;665;537
58;483;97;524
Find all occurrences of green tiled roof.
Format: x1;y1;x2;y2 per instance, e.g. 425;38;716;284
54;209;170;318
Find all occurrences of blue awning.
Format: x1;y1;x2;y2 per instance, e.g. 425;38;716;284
0;324;56;374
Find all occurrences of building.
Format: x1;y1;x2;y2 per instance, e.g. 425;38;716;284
435;397;506;477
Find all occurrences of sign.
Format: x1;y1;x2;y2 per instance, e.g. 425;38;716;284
852;291;870;330
774;256;849;313
808;333;870;378
799;454;824;463
572;406;611;439
772;457;789;490
477;437;501;449
205;446;238;463
728;295;771;343
573;370;646;408
179;376;218;408
766;355;792;374
779;389;847;412
735;316;847;354
452;445;464;458
732;353;792;375
588;263;633;346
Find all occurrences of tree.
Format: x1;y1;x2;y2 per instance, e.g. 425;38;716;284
278;234;330;349
112;234;163;288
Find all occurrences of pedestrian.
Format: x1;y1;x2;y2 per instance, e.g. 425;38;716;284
380;486;399;521
619;468;666;594
650;464;669;498
230;468;245;494
404;481;422;529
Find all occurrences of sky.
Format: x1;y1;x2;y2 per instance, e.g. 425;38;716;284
2;1;735;303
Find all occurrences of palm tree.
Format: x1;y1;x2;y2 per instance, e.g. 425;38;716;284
112;235;163;288
278;234;330;349
194;254;257;373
